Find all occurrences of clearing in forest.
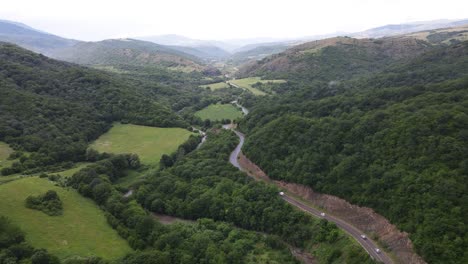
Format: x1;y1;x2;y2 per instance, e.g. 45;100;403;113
229;77;286;95
195;103;243;121
90;123;194;165
0;177;132;260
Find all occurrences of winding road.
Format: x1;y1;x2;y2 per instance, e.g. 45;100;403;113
224;119;393;263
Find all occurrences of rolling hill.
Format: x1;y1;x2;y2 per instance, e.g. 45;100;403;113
0;19;78;56
167;45;231;60
51;38;207;72
237;36;432;81
351;18;468;39
239;40;468;264
0;42;186;175
230;43;289;63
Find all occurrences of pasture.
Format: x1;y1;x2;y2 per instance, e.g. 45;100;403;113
195;103;243;121
0;177;132;260
229;77;286;96
90;123;194;165
200;82;230;91
0;142;14;169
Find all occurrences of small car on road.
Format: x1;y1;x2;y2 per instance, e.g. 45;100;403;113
375;248;381;254
279;192;284;196
361;234;367;240
320;212;326;217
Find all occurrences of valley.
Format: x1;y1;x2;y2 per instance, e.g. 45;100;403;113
0;13;467;264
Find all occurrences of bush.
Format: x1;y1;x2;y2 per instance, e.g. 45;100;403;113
25;190;63;216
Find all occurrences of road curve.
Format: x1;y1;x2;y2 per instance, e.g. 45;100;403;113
227;128;393;264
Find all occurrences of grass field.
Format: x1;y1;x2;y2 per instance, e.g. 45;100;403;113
0;177;132;260
50;162;93;178
195;104;243;121
0;174;25;185
200;82;230;91
229;77;286;96
90;123;194;165
0;142;14;169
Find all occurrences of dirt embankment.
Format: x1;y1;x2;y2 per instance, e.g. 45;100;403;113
152;213;195;225
289;247;317;264
238;153;426;264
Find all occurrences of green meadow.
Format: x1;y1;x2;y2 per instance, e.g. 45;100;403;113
200;82;230;90
0;141;14;169
195;103;243;121
0;177;132;260
230;77;286;95
90;123;194;165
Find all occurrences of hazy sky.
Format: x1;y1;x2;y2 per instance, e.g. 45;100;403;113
1;0;467;41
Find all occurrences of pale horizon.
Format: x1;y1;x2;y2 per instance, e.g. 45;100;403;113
1;0;467;41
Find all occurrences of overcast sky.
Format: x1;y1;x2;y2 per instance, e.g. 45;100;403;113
1;0;467;41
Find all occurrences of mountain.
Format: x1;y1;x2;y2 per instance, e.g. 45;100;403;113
352;18;468;38
0;21;209;72
167;45;231;60
230;43;290;63
51;38;207;72
237;36;432;81
0;42;186;174
239;40;468;264
137;34;292;53
136;34;236;52
0;19;78;56
394;24;468;45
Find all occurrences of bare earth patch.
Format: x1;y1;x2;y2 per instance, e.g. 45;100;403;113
238;153;426;264
151;213;195;225
289;247;317;264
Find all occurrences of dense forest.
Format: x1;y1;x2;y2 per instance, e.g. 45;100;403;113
0;43;240;175
2;16;468;263
138;130;374;263
240;41;468;263
66;152;301;264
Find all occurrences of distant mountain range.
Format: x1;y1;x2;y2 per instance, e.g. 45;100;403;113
0;17;467;68
236;36;433;80
0;20;209;72
350;18;468;38
0;19;78;55
51;38;207;71
236;23;468;80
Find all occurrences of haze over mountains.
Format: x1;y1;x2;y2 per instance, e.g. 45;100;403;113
1;9;468;264
1;17;468;65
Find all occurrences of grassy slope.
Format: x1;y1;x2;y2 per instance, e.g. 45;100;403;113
195;104;243;121
230;77;286;95
200;82;230;90
0;141;14;169
0;177;132;260
90;123;194;165
50;163;93;178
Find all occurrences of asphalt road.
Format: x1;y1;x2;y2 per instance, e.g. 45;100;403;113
227;127;393;264
282;195;392;263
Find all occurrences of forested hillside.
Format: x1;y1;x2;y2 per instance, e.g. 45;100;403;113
240;40;468;263
51;39;207;72
0;42;186;174
64;131;374;263
237;36;432;81
136;130;374;263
